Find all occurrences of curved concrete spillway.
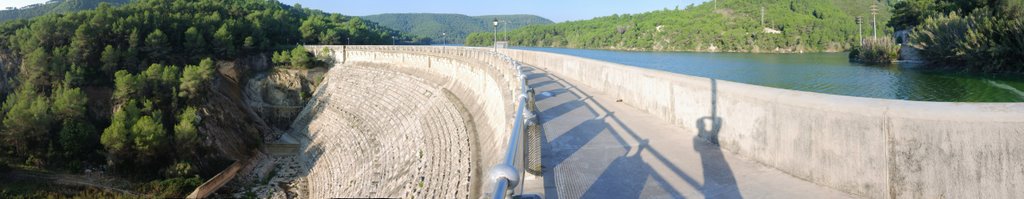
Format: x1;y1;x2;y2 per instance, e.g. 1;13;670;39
294;64;474;198
287;46;524;198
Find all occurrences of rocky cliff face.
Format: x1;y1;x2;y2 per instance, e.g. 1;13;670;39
243;67;327;132
196;55;275;161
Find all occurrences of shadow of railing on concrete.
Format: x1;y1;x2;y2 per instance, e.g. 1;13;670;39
693;79;742;199
530;67;698;198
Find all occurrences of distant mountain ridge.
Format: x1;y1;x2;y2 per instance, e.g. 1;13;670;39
0;0;130;22
363;13;553;44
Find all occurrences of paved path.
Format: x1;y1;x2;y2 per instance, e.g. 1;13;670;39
521;66;855;199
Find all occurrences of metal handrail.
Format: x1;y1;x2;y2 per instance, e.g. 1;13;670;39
489;51;531;199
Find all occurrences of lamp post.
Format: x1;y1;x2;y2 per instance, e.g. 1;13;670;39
442;32;447;46
493;18;498;52
347;37;350;45
392;36;396;45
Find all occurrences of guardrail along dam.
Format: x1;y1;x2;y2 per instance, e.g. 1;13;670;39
232;46;1024;199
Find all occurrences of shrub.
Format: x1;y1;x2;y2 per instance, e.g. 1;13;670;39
164;162;196;178
911;10;1024;73
290;45;312;69
850;37;900;64
141;176;203;198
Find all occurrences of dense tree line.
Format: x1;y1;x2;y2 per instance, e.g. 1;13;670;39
0;0;131;22
467;0;894;53
363;13;553;44
272;45;329;69
891;0;1024;73
0;0;402;196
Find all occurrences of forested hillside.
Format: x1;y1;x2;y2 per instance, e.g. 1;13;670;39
363;13;553;44
0;0;404;197
0;0;130;22
467;0;893;53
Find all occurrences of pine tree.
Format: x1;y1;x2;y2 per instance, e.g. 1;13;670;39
100;45;121;75
213;24;235;57
144;29;169;60
184;27;207;60
179;58;215;100
291;45;311;68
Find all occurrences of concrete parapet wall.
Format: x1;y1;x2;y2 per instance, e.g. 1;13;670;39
501;48;1024;198
306;45;524;195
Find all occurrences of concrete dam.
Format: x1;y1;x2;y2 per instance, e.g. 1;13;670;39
250;45;1024;198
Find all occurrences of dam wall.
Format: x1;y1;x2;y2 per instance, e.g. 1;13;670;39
291;64;474;198
502;49;1024;198
303;45;525;196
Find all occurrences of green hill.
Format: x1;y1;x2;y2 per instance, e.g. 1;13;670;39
363;13;553;44
467;0;894;53
0;0;131;22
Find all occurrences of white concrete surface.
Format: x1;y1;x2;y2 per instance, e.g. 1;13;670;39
289;64;472;198
525;65;856;198
305;46;528;197
502;48;1024;198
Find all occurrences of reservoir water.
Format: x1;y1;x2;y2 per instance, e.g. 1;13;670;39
514;47;1024;102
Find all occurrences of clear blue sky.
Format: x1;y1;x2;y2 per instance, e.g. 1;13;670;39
277;0;709;22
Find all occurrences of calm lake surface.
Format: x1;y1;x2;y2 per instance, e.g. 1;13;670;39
514;47;1024;102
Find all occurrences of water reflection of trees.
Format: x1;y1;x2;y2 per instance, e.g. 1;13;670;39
894;67;1024;102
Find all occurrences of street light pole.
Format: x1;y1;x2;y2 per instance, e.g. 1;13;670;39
392;36;396;45
492;18;498;52
443;32;447;46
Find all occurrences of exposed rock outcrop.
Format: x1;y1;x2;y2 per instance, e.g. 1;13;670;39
895;30;924;62
244;67;327;131
196;56;275;161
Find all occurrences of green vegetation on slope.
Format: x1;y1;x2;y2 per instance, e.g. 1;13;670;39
0;0;402;197
0;0;131;22
467;0;894;53
363;13;553;44
890;0;1023;73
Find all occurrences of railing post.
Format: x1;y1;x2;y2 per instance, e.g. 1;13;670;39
525;88;542;175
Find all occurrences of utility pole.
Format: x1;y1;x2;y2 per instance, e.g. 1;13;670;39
761;6;765;26
871;4;878;40
856;16;863;45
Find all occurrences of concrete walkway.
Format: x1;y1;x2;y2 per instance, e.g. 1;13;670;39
521;66;855;199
